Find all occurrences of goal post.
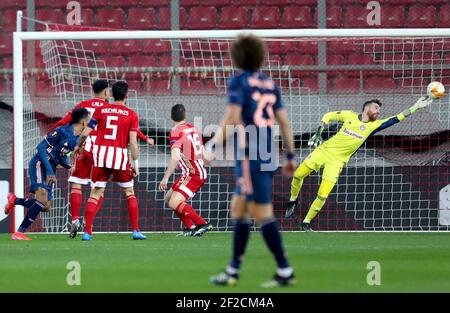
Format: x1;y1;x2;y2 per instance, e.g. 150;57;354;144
12;12;450;231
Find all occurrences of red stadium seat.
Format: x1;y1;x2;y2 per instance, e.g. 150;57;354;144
158;56;172;67
282;6;312;28
267;41;297;54
327;55;346;65
95;8;125;29
250;7;280;28
186;7;217;29
36;9;64;24
298;41;318;54
70;0;107;8
327;40;358;55
378;6;404;28
343;6;367;28
107;0;139;7
79;9;94;27
284;54;315;65
264;0;315;4
36;0;68;8
111;39;140;55
300;77;318;93
0;10;18;31
219;7;248;29
365;77;396;93
0;35;12;56
407;5;436;28
36;81;53;96
412;53;441;65
140;0;170;6
348;53;377;65
150;80;171;95
158;7;172;29
102;56;126;68
128;55;158;68
0;79;13;95
231;0;261;5
329;77;360;94
0;0;25;10
180;0;200;5
83;41;111;55
142;40;171;54
127;8;157;30
2;57;12;69
439;5;450;27
180;80;204;95
326;6;342;28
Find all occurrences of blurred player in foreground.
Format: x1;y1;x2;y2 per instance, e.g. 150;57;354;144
75;81;146;241
207;34;297;287
285;97;434;231
159;104;212;237
48;79;154;239
4;108;90;240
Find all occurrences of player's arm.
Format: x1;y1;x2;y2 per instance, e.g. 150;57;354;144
129;130;139;177
159;147;181;191
58;155;72;170
308;110;352;147
373;97;433;134
48;110;72;133
74;115;97;157
136;128;154;146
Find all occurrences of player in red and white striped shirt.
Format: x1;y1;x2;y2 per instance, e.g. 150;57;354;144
75;81;146;240
49;80;154;239
159;104;212;237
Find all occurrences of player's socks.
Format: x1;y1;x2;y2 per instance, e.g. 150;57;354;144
229;219;251;270
175;210;194;229
84;197;99;235
17;201;45;233
69;187;82;221
289;163;311;201
260;218;291;270
96;194;104;212
14;198;36;208
126;195;140;231
176;202;206;225
303;197;325;223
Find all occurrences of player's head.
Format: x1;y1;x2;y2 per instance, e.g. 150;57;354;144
171;104;186;123
112;81;128;103
230;34;266;72
362;99;382;121
92;79;110;100
70;107;90;125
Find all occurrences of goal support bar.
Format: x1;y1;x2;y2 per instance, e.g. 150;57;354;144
12;13;450;229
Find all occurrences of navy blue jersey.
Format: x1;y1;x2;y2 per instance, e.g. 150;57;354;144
227;70;283;127
228;70;283;165
35;125;79;176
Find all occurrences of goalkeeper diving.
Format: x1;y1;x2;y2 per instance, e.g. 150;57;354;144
285;96;434;231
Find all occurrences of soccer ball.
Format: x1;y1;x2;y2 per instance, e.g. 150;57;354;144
427;82;445;99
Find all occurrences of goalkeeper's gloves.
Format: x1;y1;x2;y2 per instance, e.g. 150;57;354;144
410;96;433;113
308;126;324;147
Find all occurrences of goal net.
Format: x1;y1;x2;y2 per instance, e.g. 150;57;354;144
16;22;450;232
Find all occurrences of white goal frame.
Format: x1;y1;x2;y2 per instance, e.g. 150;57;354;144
12;10;450;229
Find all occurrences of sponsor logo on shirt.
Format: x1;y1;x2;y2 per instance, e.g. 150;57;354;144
343;128;363;139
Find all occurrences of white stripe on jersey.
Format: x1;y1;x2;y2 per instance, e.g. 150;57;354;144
114;147;123;170
194;160;203;180
179;159;189;176
198;159;207;179
98;145;107;168
92;145;99;167
106;146;114;168
122;148;128;170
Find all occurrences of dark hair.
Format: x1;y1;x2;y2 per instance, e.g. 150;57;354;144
112;81;128;101
230;34;266;72
362;99;382;111
71;108;89;124
92;79;109;94
171;104;186;122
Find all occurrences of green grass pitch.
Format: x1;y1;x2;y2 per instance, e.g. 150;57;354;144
1;232;449;292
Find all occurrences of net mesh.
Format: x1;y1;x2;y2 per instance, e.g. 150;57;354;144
19;22;450;232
